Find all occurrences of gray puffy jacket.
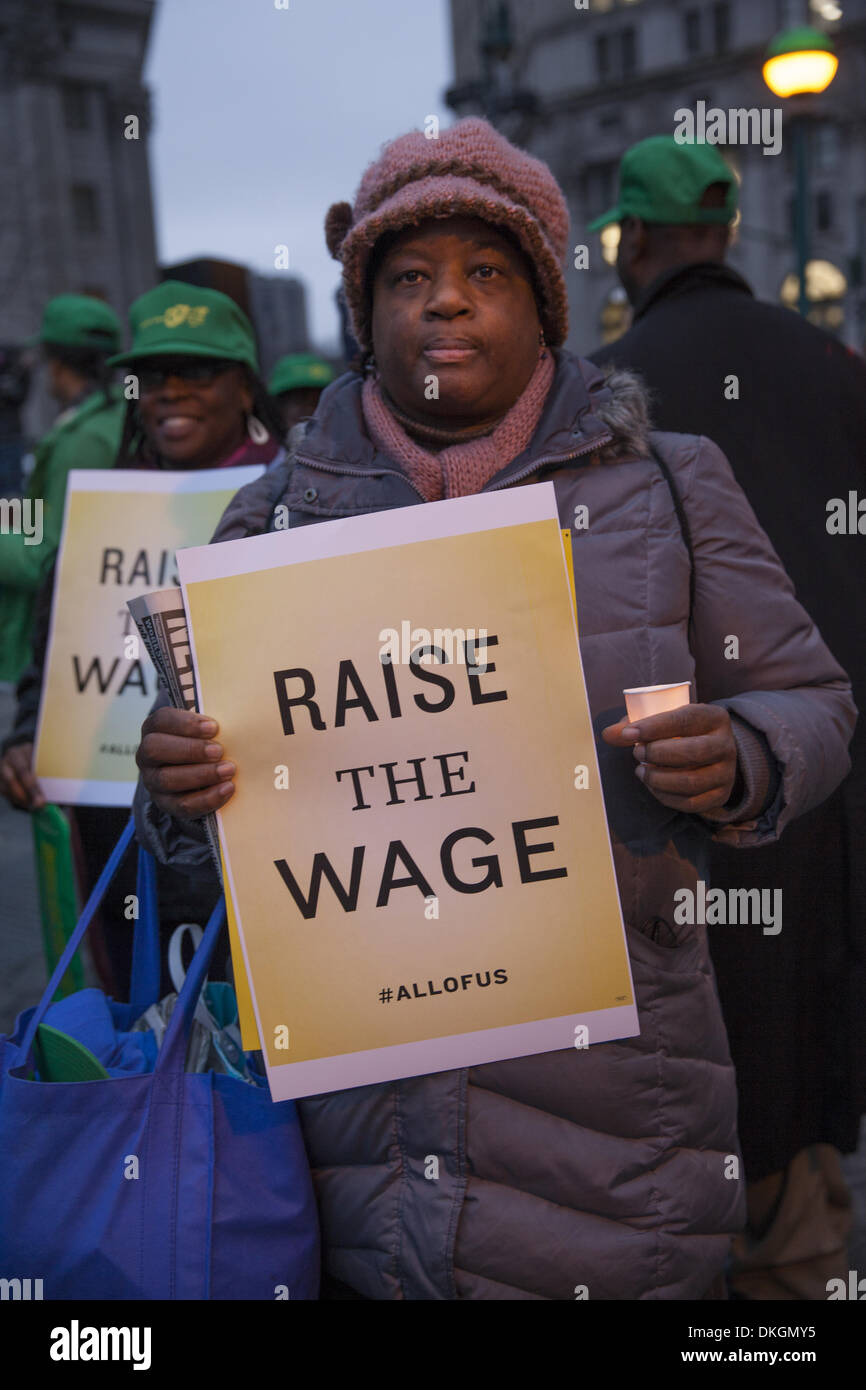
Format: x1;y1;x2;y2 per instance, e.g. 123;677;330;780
134;352;856;1300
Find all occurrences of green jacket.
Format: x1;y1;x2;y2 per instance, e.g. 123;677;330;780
0;388;125;682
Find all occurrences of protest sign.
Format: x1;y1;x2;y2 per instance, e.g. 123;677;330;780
179;482;638;1101
35;466;262;806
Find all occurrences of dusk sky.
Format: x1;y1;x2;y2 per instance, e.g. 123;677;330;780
144;0;454;352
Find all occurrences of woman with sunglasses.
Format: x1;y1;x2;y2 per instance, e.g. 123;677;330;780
0;283;285;997
111;286;283;472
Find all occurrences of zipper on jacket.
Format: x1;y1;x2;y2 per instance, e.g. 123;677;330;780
483;431;614;491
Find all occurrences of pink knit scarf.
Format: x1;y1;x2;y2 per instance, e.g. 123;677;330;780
361;350;555;500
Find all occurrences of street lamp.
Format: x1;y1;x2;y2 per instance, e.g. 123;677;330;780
445;0;538;129
762;26;839;318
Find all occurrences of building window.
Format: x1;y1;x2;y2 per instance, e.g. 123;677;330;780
856;196;866;281
600;224;621;266
70;184;101;236
684;10;702;56
810;1;844;23
713;3;731;53
62;84;89;130
600;288;629;345
620;27;637;77
595;24;639;83
583;161;618;219
780;259;847;337
787;196;797;240
596;34;610;81
814;123;841;171
816;190;833;231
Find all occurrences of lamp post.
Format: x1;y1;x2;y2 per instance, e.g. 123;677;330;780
762;26;839;318
445;1;538;134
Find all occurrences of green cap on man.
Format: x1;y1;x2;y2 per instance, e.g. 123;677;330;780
588;135;738;231
108;281;259;372
29;293;122;352
268;353;335;396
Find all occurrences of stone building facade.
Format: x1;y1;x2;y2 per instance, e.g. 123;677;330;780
0;0;158;433
447;0;866;353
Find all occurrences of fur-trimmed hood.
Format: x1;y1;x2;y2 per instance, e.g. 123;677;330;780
593;363;653;462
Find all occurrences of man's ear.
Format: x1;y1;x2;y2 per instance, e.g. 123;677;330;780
623;217;649;265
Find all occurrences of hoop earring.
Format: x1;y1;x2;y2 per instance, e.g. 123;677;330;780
246;414;269;444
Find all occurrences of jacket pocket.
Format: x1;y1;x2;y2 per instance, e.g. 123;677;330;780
625;917;703;974
283;463;413;521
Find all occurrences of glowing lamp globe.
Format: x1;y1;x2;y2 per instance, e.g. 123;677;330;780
763;27;838;98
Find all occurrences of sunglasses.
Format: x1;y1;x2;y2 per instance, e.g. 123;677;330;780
137;359;236;392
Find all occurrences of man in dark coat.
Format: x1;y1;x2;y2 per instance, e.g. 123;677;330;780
589;134;866;1300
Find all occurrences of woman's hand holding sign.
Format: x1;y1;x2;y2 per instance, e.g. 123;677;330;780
602;703;738;814
0;743;46;812
141;702;739;824
136;706;236;821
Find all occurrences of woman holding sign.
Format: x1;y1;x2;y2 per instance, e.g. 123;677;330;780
134;122;856;1300
0;283;284;997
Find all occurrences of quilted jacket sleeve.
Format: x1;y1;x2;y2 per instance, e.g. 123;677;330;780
674;433;857;847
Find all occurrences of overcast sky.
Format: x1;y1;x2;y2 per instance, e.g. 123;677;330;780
143;0;454;352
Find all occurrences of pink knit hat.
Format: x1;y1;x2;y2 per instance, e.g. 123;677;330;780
325;118;570;352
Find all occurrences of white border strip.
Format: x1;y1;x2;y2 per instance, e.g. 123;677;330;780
177;480;560;584
264;1005;640;1101
38;777;134;808
67;465;264;494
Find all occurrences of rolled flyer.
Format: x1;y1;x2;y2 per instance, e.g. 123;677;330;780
127;588;223;886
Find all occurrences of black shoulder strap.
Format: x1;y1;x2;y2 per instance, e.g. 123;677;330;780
649;442;695;624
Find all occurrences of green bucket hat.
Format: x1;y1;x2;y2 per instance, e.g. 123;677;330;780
268;353;335;396
108;280;259;372
588;135;738;231
28;293;122;352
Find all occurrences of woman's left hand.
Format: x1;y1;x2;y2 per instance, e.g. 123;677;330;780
602;703;738;814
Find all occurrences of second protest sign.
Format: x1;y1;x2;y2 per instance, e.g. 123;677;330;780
35;466;262;805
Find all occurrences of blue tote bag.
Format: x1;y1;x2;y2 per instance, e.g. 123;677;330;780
0;819;320;1300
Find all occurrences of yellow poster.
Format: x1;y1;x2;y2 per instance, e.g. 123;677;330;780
179;483;637;1101
35;467;262;805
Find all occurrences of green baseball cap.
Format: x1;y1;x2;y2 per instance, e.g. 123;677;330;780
268;353;336;396
28;293;122;352
34;1024;110;1083
108;280;259;372
588;135;738;231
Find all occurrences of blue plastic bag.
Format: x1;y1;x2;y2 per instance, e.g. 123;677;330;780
0;819;320;1300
